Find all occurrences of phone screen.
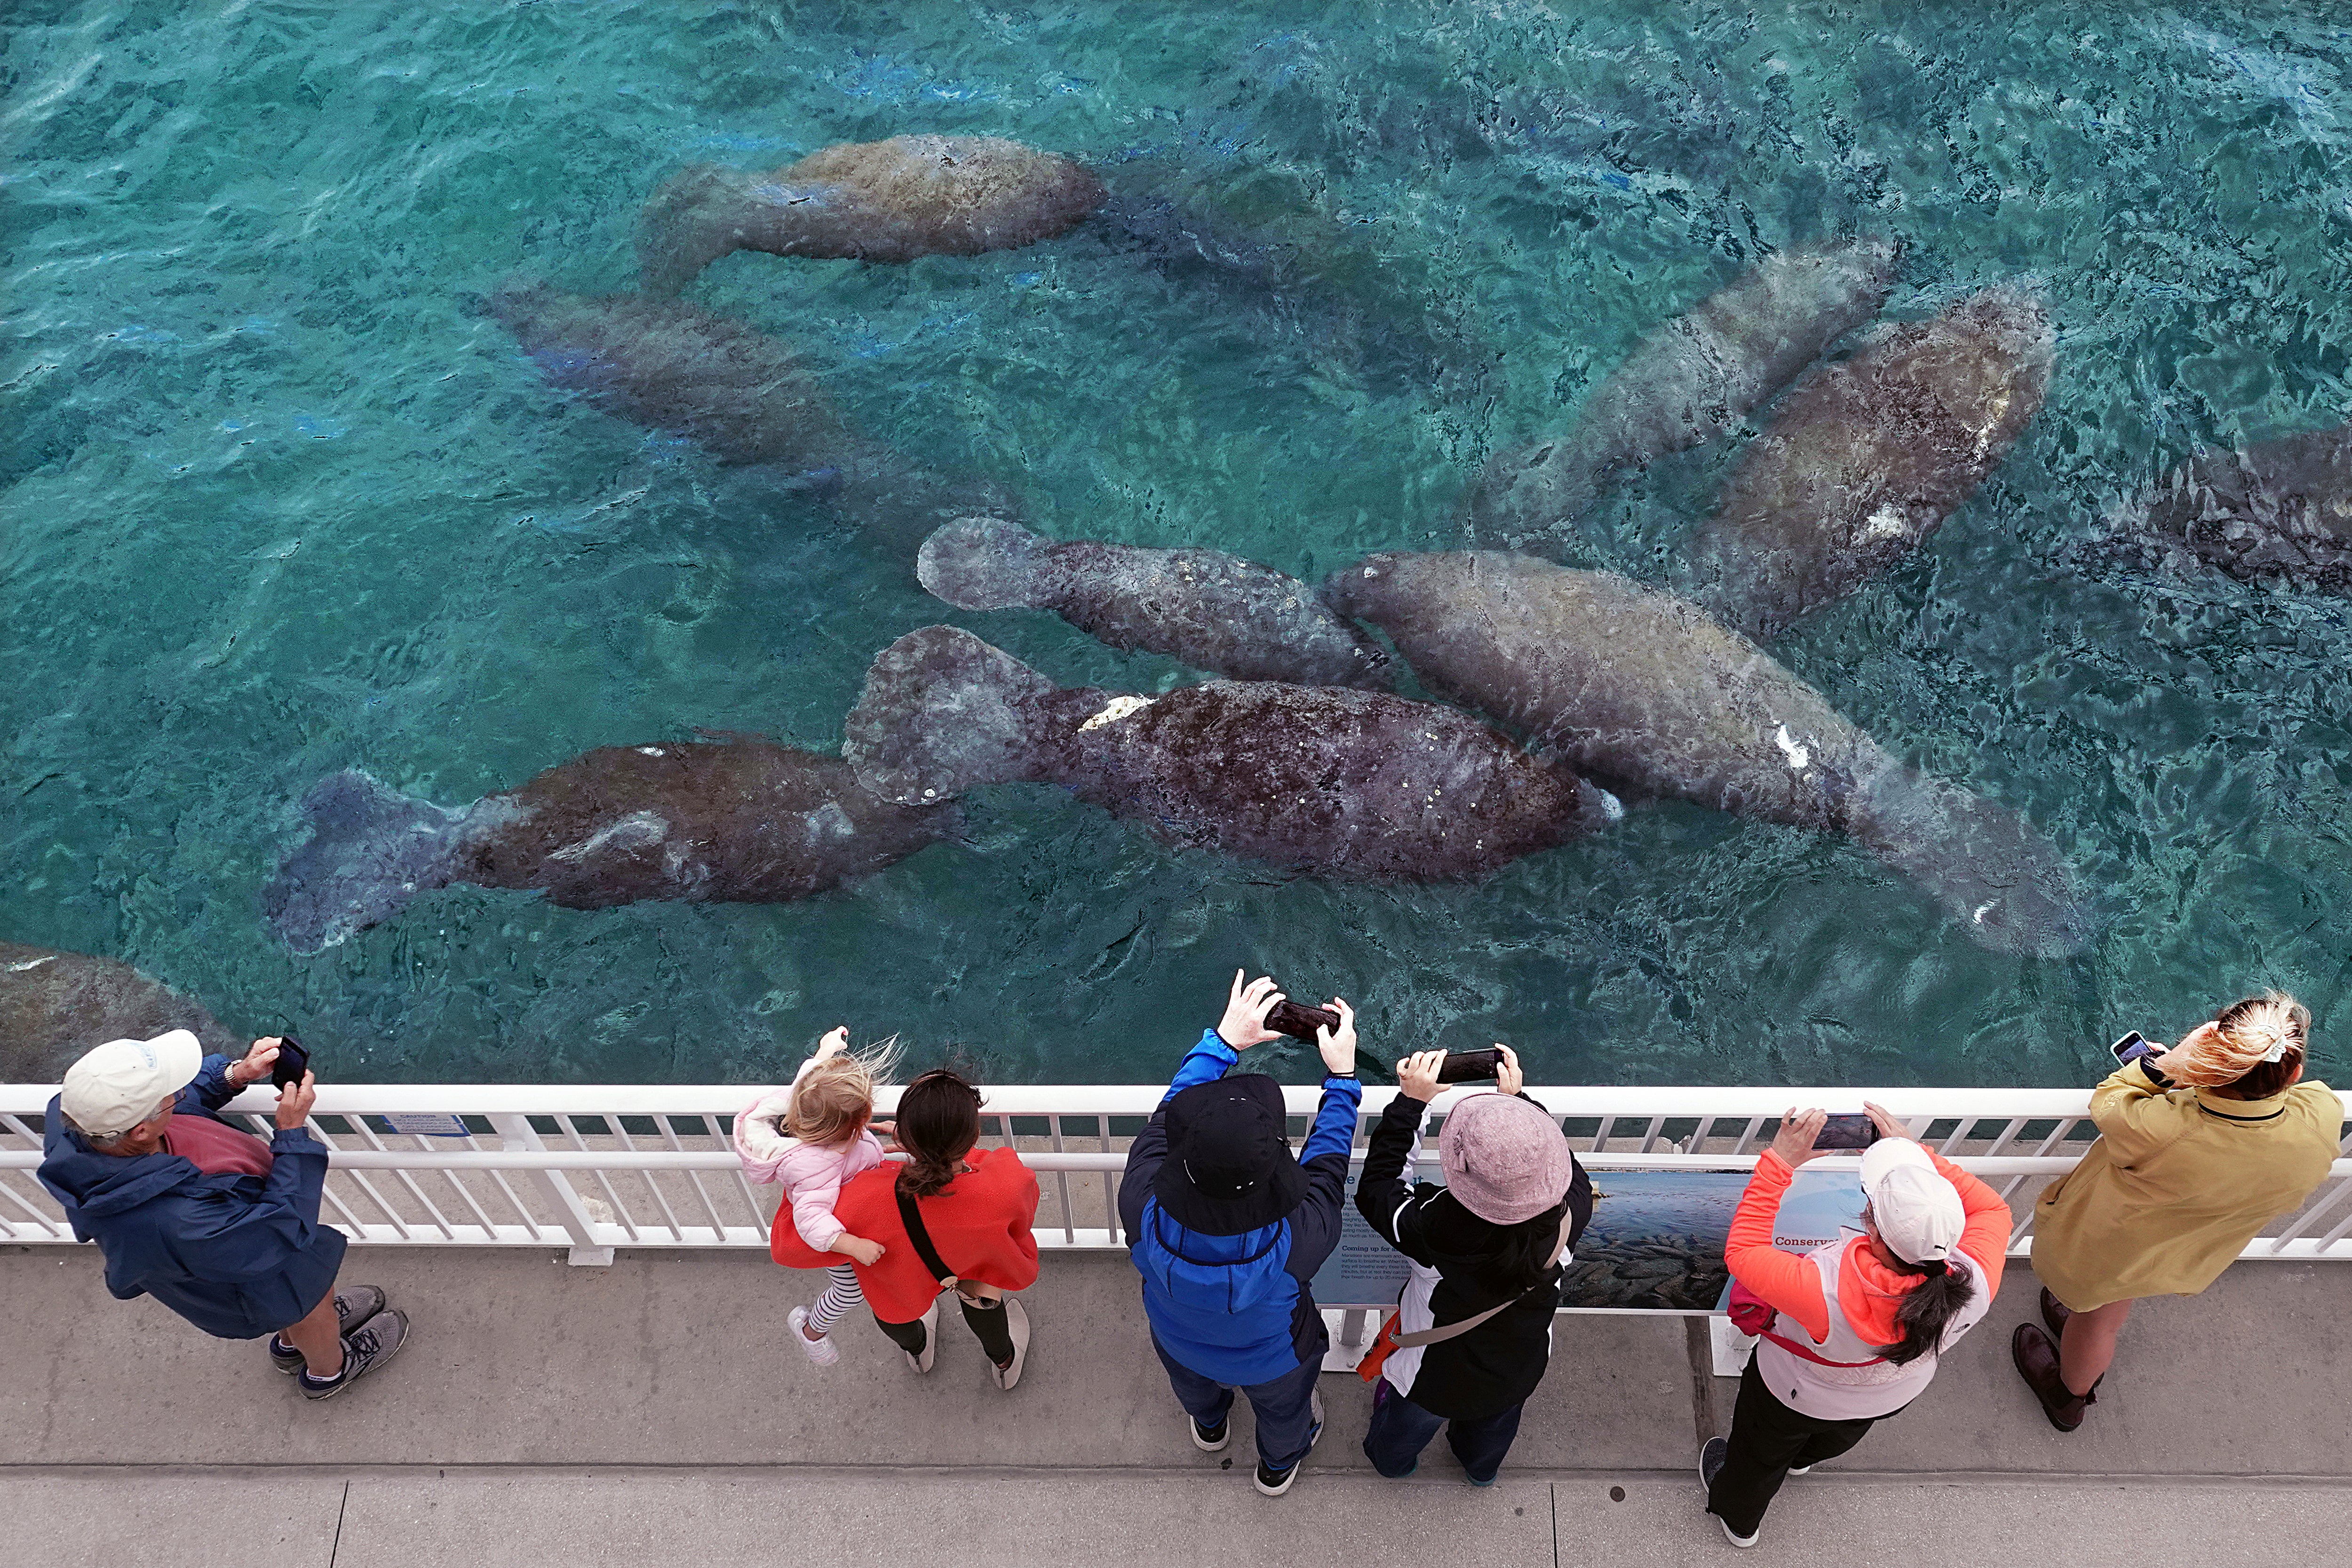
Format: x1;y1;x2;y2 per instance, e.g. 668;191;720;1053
270;1037;311;1088
1814;1113;1880;1150
2110;1031;2153;1063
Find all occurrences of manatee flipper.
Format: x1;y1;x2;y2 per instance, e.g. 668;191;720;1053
262;771;491;955
842;626;1062;804
916;517;1054;611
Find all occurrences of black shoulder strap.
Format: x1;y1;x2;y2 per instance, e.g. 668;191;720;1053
896;1183;956;1287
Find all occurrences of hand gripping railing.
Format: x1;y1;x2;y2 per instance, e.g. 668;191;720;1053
4;1083;2348;1267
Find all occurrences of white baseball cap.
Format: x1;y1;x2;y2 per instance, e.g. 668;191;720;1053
60;1030;204;1140
1859;1138;1964;1265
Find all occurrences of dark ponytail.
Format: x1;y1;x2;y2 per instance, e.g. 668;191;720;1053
1877;1259;1975;1366
894;1068;983;1199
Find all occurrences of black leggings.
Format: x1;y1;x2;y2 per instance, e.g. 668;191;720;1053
1707;1358;1891;1536
874;1293;1015;1365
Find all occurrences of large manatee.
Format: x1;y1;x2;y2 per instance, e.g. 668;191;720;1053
1678;286;2055;640
1463;238;1901;548
841;626;1608;880
484;283;1016;549
1324;552;2092;957
917;517;1392;688
1;944;238;1082
639;135;1107;295
264;743;954;954
2133;424;2352;593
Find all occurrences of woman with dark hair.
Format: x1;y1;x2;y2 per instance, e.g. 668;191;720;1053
1702;1104;2008;1549
829;1066;1041;1388
2015;992;2340;1431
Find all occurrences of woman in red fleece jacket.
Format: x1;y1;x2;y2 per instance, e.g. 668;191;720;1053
830;1068;1040;1388
1701;1104;2009;1549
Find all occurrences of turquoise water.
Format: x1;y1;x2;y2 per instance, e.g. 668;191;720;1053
6;1;2351;1088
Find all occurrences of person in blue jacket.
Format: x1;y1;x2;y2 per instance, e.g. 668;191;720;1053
1119;970;1362;1497
38;1029;409;1400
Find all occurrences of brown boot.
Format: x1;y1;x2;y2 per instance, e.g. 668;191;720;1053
2011;1323;2096;1432
2038;1287;2073;1339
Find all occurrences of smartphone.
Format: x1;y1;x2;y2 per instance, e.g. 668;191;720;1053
1814;1113;1880;1150
1436;1047;1505;1084
1264;998;1342;1042
2110;1030;2161;1065
270;1036;311;1089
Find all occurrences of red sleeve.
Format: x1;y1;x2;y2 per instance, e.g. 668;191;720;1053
1925;1147;2010;1294
985;1151;1041;1291
1724;1151;1830;1343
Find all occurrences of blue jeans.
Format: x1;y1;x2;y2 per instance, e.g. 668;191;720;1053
1151;1333;1322;1470
1362;1377;1524;1484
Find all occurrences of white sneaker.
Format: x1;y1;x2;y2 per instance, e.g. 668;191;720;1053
1721;1519;1760;1549
789;1307;840;1367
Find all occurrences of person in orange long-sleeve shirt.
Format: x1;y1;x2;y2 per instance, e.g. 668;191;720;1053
1700;1104;2010;1549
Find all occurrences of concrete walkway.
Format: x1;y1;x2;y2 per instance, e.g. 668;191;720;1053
6;1243;2345;1565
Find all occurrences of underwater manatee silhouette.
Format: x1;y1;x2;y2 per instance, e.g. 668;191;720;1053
840;625;1608;880
264;743;954;954
2131;424;2352;594
917;517;1392;688
1324;552;2095;958
0;944;238;1082
1677;285;2055;640
638;135;1107;295
1464;238;1901;549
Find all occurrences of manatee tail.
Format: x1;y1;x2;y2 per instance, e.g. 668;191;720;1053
636;165;757;296
262;771;478;954
842;626;1060;805
916;516;1054;611
1849;767;2100;959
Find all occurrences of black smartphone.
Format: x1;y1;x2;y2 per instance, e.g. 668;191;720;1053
270;1036;311;1089
1264;998;1342;1042
2110;1030;2160;1065
1814;1113;1880;1150
1436;1047;1505;1084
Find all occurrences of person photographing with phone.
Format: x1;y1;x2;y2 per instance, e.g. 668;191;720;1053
2013;992;2339;1432
1119;969;1363;1497
37;1031;408;1400
1353;1043;1592;1488
1702;1104;2006;1548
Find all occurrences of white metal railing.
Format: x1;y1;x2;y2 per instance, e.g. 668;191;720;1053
4;1083;2349;1267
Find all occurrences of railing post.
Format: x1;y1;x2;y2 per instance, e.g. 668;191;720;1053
489;1113;613;1265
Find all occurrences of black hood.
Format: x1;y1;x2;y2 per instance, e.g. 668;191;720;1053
1153;1072;1305;1235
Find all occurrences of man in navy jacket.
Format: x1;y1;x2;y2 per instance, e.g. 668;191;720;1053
1119;971;1362;1497
39;1030;408;1400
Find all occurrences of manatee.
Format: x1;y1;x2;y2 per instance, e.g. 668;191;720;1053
484;283;1016;550
1463;238;1902;548
841;626;1608;880
917;517;1392;688
1677;285;2055;640
0;944;238;1082
1323;552;2093;957
2134;424;2352;593
263;743;954;954
639;135;1108;295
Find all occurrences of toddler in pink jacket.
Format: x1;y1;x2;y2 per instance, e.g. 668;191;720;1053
735;1029;898;1365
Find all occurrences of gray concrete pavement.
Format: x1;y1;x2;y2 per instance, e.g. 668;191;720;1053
5;1243;2347;1564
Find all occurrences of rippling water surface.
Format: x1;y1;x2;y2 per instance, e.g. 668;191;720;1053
7;1;2350;1086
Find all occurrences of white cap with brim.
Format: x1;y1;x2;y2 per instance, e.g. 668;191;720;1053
1858;1138;1965;1265
60;1030;205;1140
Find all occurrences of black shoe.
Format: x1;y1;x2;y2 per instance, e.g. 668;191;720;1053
299;1309;410;1401
1189;1413;1230;1453
2011;1323;2096;1432
271;1287;388;1374
1253;1391;1324;1497
2039;1286;2074;1340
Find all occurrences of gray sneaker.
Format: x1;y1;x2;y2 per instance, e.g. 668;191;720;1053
271;1287;388;1374
300;1309;409;1401
989;1299;1031;1391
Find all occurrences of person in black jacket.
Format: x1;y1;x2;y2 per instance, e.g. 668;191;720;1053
1354;1045;1591;1485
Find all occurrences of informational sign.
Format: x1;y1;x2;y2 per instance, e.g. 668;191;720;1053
1309;1165;1867;1317
377;1112;470;1137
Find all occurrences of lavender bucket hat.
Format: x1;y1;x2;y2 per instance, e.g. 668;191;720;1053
1439;1092;1574;1224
